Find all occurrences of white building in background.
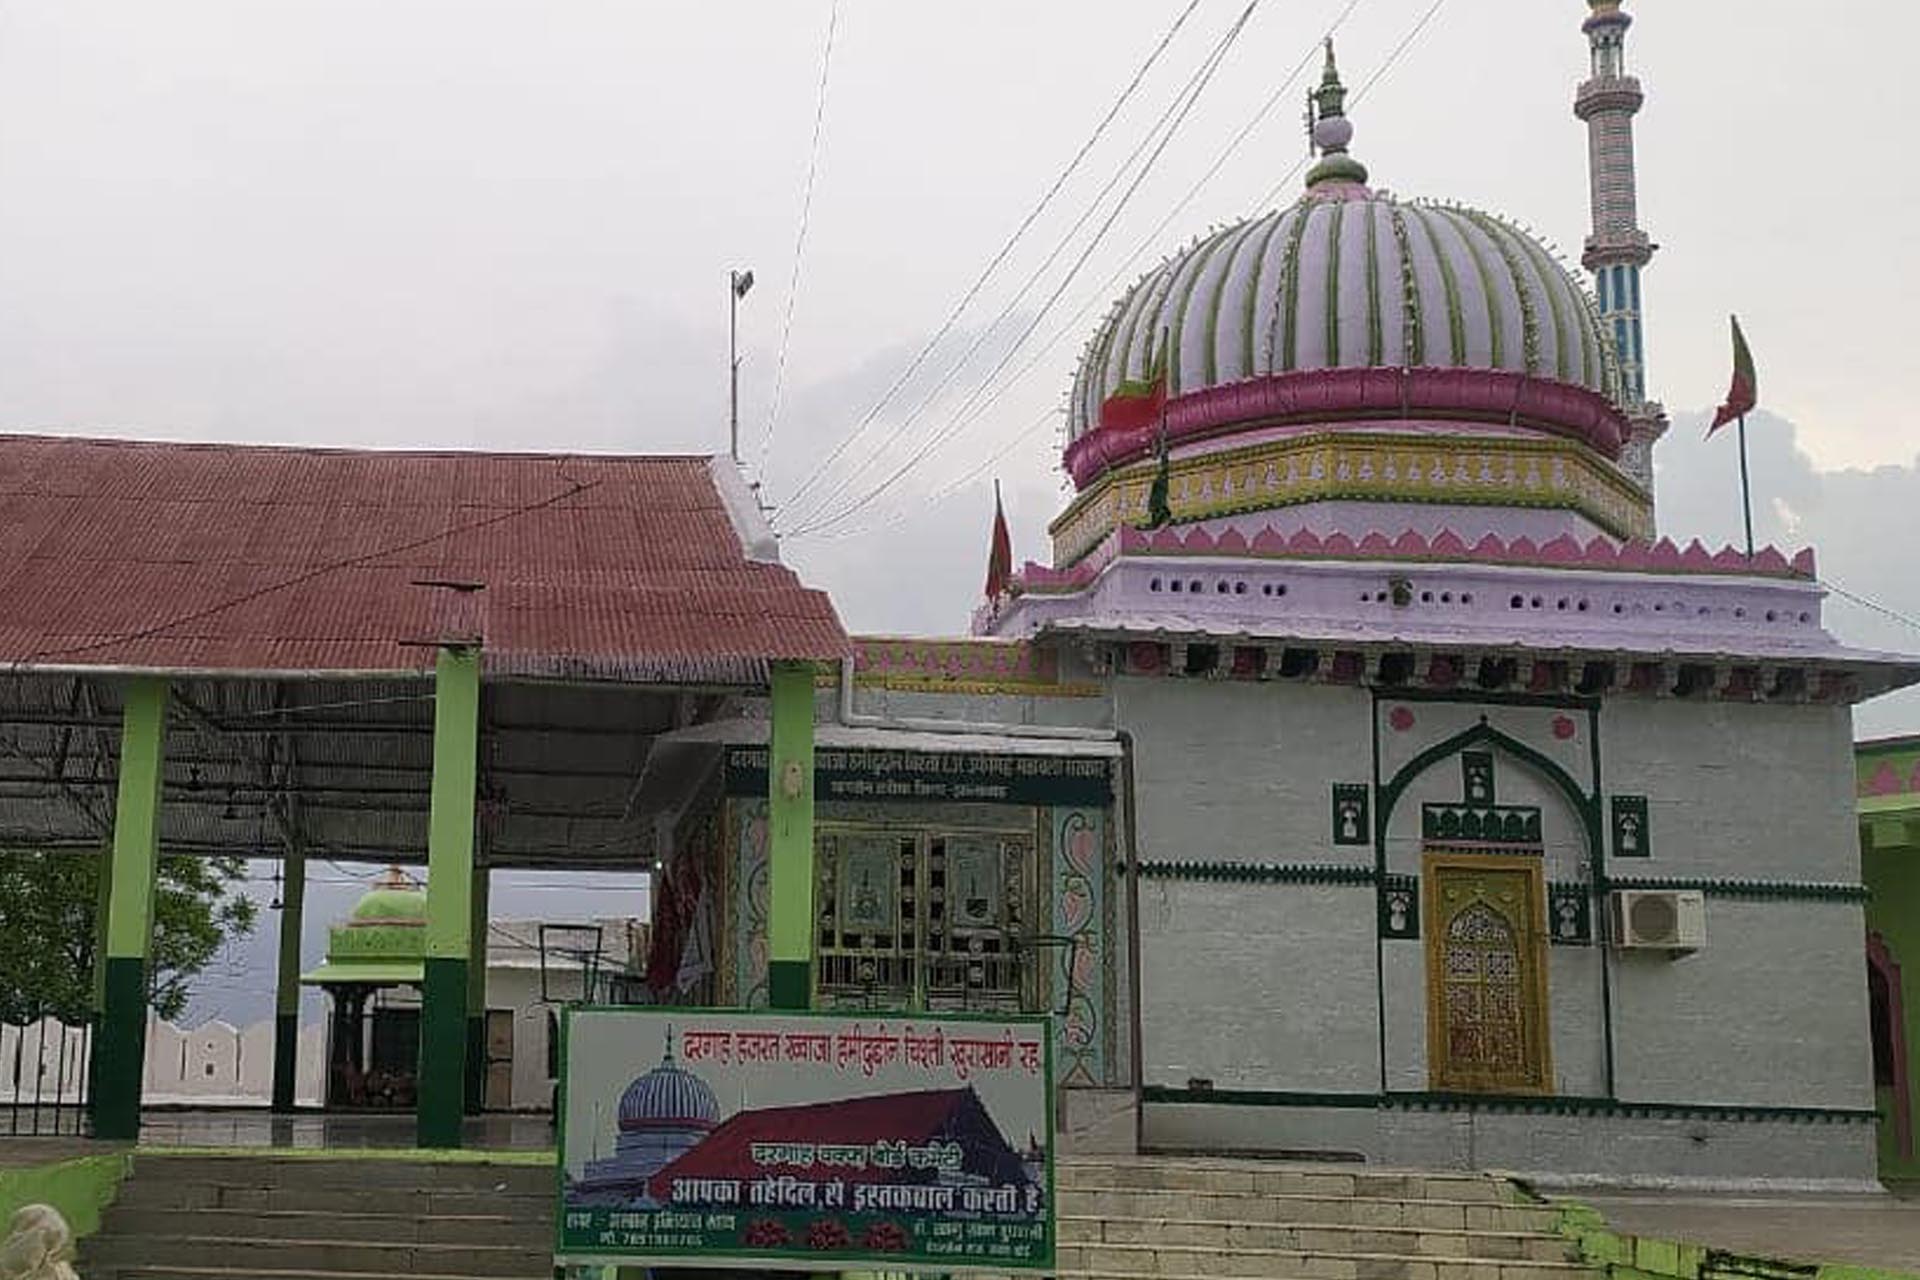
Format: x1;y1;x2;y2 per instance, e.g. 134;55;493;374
480;917;650;1111
0;913;646;1113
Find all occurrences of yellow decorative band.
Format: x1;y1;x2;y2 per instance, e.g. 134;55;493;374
1049;432;1655;566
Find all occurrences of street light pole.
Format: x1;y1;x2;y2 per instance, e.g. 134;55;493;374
729;268;754;463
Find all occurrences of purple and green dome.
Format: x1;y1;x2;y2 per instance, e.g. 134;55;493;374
1068;194;1621;440
1061;47;1627;493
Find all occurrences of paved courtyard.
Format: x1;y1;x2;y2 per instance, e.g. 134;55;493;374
1576;1185;1920;1273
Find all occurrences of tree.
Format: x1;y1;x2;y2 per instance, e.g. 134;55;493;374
0;849;257;1024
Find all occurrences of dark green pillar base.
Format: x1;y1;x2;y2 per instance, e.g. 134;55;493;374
768;960;810;1011
93;957;148;1141
464;1015;485;1115
417;956;469;1148
271;1011;299;1113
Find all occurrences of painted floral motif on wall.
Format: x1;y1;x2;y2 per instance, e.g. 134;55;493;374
1053;808;1106;1087
733;800;771;1008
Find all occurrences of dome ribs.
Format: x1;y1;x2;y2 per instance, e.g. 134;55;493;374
1274;204;1317;371
1240;210;1291;379
1385;201;1427;366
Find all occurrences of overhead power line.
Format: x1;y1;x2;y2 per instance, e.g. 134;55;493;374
1824;580;1920;637
758;0;844;482
855;0;1366;520
776;0;1207;517
789;0;1264;538
792;0;1451;544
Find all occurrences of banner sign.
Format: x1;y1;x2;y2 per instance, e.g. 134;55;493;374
724;745;1112;808
557;1008;1054;1273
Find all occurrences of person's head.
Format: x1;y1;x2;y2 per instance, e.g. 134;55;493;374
0;1203;76;1279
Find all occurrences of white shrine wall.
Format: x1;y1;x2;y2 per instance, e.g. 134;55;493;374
1117;676;1377;1093
1598;698;1872;1112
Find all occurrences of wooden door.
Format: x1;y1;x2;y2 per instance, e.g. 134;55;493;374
1424;854;1552;1094
483;1008;514;1111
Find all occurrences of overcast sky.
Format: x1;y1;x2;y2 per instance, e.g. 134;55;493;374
4;2;1917;1021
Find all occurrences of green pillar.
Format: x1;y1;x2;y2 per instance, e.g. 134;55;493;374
271;844;306;1112
92;678;168;1142
417;647;480;1149
766;662;817;1011
464;858;490;1115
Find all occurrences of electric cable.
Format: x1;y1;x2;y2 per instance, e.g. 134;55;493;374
789;0;1263;537
776;0;1207;515
758;0;844;482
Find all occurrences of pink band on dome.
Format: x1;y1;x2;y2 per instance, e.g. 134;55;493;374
1062;366;1631;490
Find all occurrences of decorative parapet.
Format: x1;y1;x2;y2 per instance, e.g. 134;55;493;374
1019;525;1815;595
1049;430;1656;565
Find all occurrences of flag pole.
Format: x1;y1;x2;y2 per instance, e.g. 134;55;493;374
1736;412;1754;560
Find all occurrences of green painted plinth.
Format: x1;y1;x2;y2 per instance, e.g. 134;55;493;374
92;958;148;1141
768;959;810;1011
271;1012;299;1113
416;957;469;1148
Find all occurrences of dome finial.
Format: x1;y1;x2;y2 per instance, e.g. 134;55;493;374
1306;38;1369;190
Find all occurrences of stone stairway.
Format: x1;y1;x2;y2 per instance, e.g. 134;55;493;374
1049;1156;1593;1280
79;1153;554;1280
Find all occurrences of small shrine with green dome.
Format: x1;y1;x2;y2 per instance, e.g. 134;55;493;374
301;868;430;1109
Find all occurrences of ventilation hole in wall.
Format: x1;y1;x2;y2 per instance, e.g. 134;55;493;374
1798;612;1811;623
1613;603;1624;614
1150;578;1162;592
1555;598;1569;611
1419;590;1433;604
1510;595;1525;609
1653;603;1664;612
1577;600;1590;612
1233;581;1247;595
1262;584;1273;597
1531;596;1544;609
1440;592;1454;604
1765;610;1778;622
1461;593;1473;604
1189;580;1203;594
1170;580;1182;593
1376;591;1390;603
1734;607;1745;618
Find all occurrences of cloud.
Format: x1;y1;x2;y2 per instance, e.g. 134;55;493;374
1653;409;1920;738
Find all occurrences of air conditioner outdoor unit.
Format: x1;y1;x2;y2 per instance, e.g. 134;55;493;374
1607;889;1706;952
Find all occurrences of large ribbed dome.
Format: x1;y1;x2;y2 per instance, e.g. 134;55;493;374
1068;188;1620;440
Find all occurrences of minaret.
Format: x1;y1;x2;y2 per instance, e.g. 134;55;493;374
1575;0;1665;496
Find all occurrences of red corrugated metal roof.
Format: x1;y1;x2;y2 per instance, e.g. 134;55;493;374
0;435;848;681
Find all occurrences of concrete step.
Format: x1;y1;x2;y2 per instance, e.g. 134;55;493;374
81;1234;549;1278
1060;1159;1518;1203
1059;1186;1559;1233
130;1154;552;1195
114;1179;550;1217
1053;1242;1592;1280
101;1206;549;1249
1058;1215;1578;1262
